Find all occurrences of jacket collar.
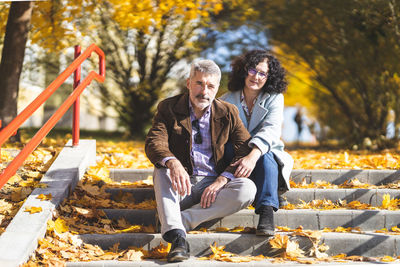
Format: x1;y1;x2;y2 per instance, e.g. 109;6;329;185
173;93;229;142
230;90;270;133
248;91;270;133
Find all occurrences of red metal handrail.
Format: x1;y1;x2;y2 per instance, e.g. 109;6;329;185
0;43;105;189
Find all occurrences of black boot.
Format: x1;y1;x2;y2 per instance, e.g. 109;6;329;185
256;205;275;236
166;232;190;262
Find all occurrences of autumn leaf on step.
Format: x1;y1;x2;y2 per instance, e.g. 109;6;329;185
19;179;36;187
110;242;119;253
11;187;32;202
35;183;48;188
332;253;347;259
37;193;52;201
25;206;42;214
122;249;144;261
345;255;366;261
115;225;141;233
188;228;208;234
25;171;42;179
141;225;155;233
309;244;328;259
230;226;245;232
73;206;94;218
215;227;229;232
209;242;235;259
80;184;102;196
87;166;112;183
133;199;156;209
143;242;170;259
295;258;316;264
334;227;352;233
54;217;69;234
391;226;400;232
284;239;305;258
381;255;395;262
381;194;399;210
117;218;130;228
269;234;289;249
276;226;293;232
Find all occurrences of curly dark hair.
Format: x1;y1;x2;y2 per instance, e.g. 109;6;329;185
228;50;287;94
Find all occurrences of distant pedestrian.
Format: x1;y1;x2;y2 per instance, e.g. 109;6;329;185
294;107;304;141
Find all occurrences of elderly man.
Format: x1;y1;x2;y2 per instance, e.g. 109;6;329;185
145;59;257;262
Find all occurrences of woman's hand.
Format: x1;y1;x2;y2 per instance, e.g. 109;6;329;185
231;147;261;178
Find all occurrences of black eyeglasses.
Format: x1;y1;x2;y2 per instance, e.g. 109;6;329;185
192;119;202;144
248;68;268;79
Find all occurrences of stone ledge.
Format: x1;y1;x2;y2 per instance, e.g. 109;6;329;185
0;140;96;267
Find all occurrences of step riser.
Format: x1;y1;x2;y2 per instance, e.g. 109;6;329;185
106;187;400;206
106;188;154;203
110;169;400;186
103;209;157;226
102;209;400;231
282;189;400;206
79;233;400;257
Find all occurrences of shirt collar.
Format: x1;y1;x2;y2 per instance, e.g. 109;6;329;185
189;99;211;120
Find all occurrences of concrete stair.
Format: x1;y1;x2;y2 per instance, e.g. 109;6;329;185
69;168;400;266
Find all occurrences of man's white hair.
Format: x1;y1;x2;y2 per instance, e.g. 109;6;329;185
189;59;221;83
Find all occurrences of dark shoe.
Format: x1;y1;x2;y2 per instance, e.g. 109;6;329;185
167;235;190;262
256;205;275;236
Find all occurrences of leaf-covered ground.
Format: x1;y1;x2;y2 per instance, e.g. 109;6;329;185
2;137;400;265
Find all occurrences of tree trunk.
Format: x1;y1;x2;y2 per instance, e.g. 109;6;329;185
0;1;33;137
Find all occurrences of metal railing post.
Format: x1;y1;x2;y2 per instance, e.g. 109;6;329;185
0;120;2;173
72;45;81;147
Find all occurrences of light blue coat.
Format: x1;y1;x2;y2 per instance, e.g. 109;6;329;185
220;91;293;190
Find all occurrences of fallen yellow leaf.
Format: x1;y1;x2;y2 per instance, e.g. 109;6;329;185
54;217;69;234
37;193;52;201
381;255;395;262
25;206;42;214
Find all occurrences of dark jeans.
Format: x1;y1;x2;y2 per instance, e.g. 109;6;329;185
224;143;279;212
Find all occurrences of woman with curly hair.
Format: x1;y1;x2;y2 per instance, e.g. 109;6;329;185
220;49;293;236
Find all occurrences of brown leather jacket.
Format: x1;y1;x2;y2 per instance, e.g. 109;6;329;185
145;93;252;176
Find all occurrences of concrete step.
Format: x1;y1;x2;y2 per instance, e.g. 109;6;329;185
102;208;400;231
110;168;400;185
78;232;400;257
66;259;396;267
106;187;400;206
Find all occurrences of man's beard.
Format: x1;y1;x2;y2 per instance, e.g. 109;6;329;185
194;94;213;110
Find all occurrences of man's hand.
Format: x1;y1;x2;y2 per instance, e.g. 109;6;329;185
166;159;191;196
231;147;261;178
200;176;228;208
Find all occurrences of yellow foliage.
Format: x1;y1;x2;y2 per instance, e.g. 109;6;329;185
30;0;97;51
109;0;222;32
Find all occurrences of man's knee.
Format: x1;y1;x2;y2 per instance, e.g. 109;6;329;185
227;178;256;207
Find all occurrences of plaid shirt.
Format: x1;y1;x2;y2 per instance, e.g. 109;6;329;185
189;102;234;179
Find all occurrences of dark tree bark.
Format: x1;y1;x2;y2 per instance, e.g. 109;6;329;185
0;1;33;138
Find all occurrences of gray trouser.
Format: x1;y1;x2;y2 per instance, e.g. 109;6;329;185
153;167;257;236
